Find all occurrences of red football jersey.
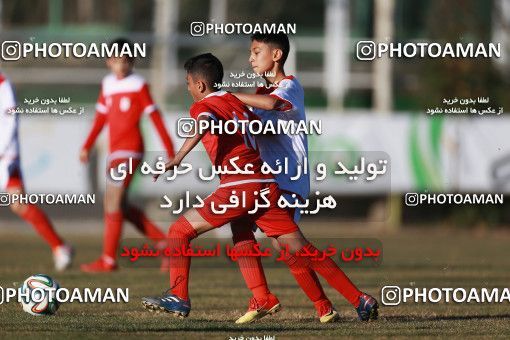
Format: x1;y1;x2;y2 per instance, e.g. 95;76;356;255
189;91;273;186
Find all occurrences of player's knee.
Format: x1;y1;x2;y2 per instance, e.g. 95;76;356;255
276;235;306;253
104;198;121;214
271;237;281;251
104;185;124;213
168;216;197;240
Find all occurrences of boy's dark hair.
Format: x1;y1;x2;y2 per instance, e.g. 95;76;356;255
108;37;135;62
251;33;290;64
184;53;224;90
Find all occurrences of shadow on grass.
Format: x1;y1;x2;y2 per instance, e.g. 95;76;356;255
381;314;510;322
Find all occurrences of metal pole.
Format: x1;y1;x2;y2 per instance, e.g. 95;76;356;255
373;0;399;231
373;0;395;114
209;0;227;42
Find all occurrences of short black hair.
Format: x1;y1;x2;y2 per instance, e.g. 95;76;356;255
251;33;290;64
108;37;135;62
184;53;224;90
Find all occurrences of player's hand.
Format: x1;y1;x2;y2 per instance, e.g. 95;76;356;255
79;149;89;163
153;158;181;182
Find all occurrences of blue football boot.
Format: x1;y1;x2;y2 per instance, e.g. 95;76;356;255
142;291;191;318
356;293;379;321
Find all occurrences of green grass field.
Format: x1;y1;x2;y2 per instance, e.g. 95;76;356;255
1;221;510;339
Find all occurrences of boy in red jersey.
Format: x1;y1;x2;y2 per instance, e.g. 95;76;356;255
80;38;175;272
0;71;73;271
141;53;378;322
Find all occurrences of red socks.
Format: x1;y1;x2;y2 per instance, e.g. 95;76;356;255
283;253;331;307
231;226;333;310
231;224;271;300
232;238;335;308
102;211;123;260
21;205;63;250
295;243;362;306
125;205;165;241
168;216;198;300
103;207;166;261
